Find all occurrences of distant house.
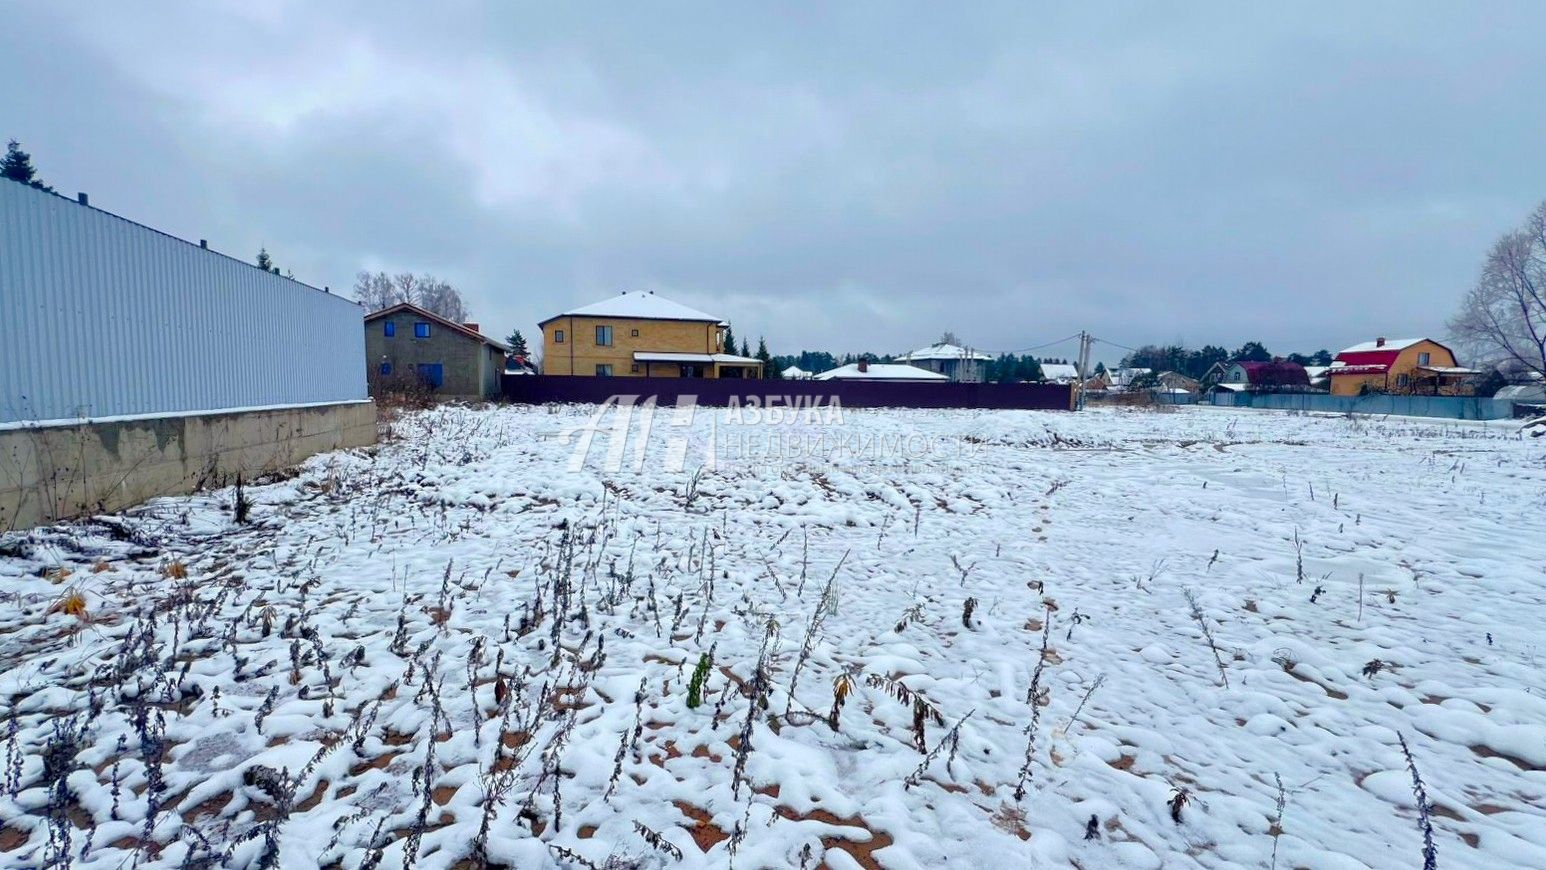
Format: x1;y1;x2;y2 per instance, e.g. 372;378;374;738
365;303;509;400
1039;363;1081;384
1154;371;1201;393
895;342;991;382
539;291;762;378
813;360;950;382
1105;367;1152;392
504;354;538;376
782;365;812;380
1327;337;1474;396
1215;360;1311;392
1200;361;1229;387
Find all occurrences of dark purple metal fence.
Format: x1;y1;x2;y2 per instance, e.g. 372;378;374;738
502;375;1074;410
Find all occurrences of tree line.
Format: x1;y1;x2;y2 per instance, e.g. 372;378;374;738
1115;342;1333;381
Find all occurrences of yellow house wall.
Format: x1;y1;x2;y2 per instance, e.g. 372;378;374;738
541;316;723;377
1329;340;1459;396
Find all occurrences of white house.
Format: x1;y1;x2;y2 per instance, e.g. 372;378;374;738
1039;363;1080;383
782;365;811;379
895;342;991;382
813;361;950;382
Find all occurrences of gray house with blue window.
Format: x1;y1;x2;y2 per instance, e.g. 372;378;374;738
364;302;509;400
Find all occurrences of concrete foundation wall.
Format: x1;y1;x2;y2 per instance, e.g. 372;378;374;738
0;401;377;530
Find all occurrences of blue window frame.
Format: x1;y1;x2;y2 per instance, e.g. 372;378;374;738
416;363;444;389
414;322;431;338
383;321;396;337
379;362;392;376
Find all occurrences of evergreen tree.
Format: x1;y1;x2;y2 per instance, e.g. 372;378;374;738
1094;361;1108;377
739;339;751;358
2;140;53;192
755;337;777;378
256;247;275;272
722;324;737;356
505;330;529;356
1233;340;1272;362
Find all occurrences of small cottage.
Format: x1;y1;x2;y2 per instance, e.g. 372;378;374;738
364;303;509;400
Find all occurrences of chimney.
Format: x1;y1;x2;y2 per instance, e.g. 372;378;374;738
462;322;480;334
76;192;88;206
1375;337;1386;347
199;239;207;249
858;359;869;373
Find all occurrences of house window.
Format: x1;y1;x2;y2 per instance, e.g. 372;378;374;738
383;321;396;337
379;362;392;376
1418;352;1431;366
1397;374;1410;387
596;325;613;346
631;328;639;337
414;322;431;338
554;329;565;343
630;363;640;373
596;364;613;377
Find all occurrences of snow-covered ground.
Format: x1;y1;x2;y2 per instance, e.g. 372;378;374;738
1;404;1543;869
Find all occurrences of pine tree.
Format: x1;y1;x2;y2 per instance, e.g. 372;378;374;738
722;324;737;356
755;337;777;379
739;339;750;358
2;140;53;192
256;247;275;272
506;330;529;356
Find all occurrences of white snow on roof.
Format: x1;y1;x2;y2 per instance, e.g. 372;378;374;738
1304;366;1329;380
550;291;724;323
782;365;810;379
1338;338;1426;354
812;363;950;381
897;343;992;362
1039;364;1079;381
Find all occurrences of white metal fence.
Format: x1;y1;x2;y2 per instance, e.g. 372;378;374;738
1;182;367;424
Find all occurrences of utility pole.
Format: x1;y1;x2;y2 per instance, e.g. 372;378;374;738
1075;331;1092;410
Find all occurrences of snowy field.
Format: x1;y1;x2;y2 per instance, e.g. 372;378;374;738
1;403;1544;869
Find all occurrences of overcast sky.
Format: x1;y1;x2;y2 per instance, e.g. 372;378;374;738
6;2;1545;364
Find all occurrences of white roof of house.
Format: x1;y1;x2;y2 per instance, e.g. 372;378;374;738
633;352;761;364
782;365;810;378
1304;366;1329;380
812;363;949;381
1040;364;1080;380
1338;338;1426;354
544;291;725;324
897;343;992;362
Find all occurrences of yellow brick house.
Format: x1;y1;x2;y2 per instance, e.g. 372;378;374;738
538;291;763;378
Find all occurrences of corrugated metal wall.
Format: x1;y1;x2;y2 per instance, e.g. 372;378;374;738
1;182;367;424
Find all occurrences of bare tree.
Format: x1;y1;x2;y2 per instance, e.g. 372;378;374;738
353;270;470;322
1449;201;1546;379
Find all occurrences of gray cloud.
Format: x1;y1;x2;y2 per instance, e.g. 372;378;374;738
6;2;1545;364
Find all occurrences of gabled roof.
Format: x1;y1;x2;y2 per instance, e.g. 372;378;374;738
1331;337;1457;374
812;363;949;381
364;302;510;351
539;291;725;325
1338;337;1426;354
1039;363;1080;381
897;342;992;362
